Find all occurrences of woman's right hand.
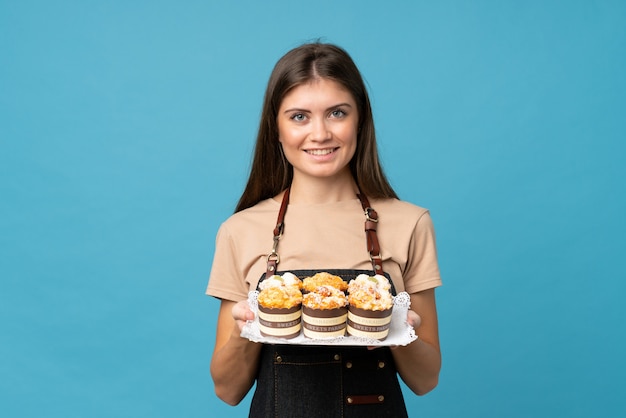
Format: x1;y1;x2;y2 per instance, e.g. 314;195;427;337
231;299;255;332
211;299;263;405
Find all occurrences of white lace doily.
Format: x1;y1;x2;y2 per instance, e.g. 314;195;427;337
241;291;417;346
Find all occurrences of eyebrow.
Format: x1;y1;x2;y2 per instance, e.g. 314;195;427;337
282;102;353;114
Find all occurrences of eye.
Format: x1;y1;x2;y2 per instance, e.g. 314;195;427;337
290;113;307;122
330;109;346;118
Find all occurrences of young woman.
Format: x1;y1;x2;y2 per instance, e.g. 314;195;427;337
207;42;442;417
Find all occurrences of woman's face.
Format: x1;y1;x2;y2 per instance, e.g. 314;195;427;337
277;78;358;183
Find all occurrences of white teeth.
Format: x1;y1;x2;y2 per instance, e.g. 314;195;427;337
307;149;334;156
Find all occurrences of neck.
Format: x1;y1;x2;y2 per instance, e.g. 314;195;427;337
287;172;359;204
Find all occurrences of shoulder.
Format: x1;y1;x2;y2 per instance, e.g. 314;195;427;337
369;198;437;239
219;198;279;234
371;198;431;222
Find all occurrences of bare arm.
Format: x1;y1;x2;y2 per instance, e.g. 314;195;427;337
210;299;263;405
391;289;441;395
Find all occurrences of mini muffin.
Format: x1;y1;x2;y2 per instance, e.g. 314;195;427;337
257;273;303;339
302;285;348;339
302;272;348;293
346;274;394;341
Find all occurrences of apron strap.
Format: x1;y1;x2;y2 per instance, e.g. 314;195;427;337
266;188;383;276
266;188;290;277
356;193;384;274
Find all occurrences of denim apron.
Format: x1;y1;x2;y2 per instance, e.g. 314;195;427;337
248;189;409;417
249;269;409;418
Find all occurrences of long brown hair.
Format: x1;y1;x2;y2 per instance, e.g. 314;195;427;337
235;42;398;212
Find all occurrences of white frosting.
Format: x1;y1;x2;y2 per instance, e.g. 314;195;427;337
348;274;393;310
259;272;301;290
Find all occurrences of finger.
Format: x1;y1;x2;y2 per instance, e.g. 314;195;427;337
406;310;421;329
245;309;255;321
232;300;255;322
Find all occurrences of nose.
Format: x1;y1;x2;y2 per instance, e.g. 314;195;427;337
309;118;331;142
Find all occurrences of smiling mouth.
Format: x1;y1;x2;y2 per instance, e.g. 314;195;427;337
305;148;337;156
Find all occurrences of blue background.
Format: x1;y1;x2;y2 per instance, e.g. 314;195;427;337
2;1;625;417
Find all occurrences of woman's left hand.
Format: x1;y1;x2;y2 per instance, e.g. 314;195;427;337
368;309;421;350
406;309;421;329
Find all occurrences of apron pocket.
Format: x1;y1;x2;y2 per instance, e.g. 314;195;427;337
273;345;343;418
